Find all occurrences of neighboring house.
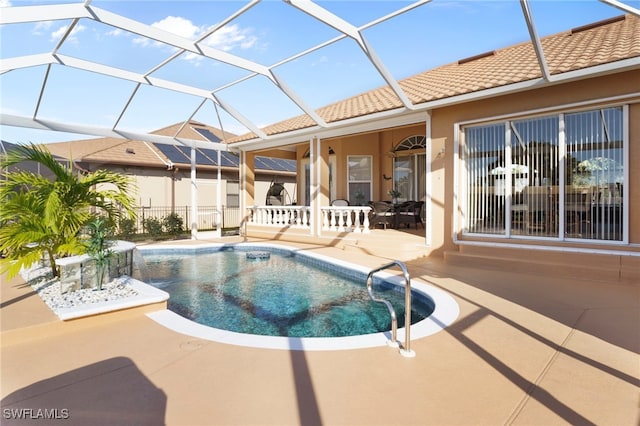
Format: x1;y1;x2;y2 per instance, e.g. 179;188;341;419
226;14;640;281
42;121;296;230
1;140;66;180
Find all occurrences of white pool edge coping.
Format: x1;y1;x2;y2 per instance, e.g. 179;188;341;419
139;242;460;351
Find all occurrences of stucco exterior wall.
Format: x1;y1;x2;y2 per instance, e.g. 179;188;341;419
291;69;638;262
93;163;294;211
434;69;640;255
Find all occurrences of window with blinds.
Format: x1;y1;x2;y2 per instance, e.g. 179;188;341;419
463;106;625;242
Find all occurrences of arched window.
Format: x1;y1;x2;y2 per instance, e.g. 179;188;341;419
393;135;426;153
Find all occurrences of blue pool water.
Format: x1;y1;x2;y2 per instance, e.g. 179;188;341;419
140;247;435;338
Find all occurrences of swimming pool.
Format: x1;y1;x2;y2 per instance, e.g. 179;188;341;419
138;243;459;351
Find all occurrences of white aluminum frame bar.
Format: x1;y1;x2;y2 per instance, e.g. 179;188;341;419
520;0;551;81
1;0;636;152
599;0;640;16
287;0;415;109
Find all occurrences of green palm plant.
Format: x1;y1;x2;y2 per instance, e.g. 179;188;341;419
0;143;137;279
84;217;114;291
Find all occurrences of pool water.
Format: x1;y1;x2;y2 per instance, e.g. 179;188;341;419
140;248;435;338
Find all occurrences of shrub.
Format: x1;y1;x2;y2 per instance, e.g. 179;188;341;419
142;217;163;237
163;212;184;235
117;217;137;237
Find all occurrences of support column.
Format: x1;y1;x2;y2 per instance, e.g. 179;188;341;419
309;136;330;237
190;146;198;240
309;137;319;237
239;150;255;236
215;148;222;238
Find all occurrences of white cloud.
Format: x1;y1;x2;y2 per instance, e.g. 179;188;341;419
50;24;86;43
32;21;53;36
0;0;12;7
182;51;203;66
311;55;329;67
105;28;125;37
153;16;201;40
132;16;199;49
130;16;258;65
203;24;257;52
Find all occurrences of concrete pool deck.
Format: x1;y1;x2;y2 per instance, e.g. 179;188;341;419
1;232;639;425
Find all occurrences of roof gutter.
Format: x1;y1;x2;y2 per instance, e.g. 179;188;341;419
229;57;640;152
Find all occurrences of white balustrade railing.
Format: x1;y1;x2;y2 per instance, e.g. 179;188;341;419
322;206;371;233
247;206;310;228
246;205;371;234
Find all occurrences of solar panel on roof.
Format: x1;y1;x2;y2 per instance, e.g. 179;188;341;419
254;157;271;170
154;143;293;171
220;152;239;167
153;143;190;164
175;145;216;166
254;156;296;172
197;148;240;167
272;158;297;172
193;128;222;143
199;148;219;164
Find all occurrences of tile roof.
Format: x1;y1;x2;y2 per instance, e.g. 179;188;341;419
228;14;640;143
46;137;171;168
42;121;296;174
45;121;227;168
150;120;235;142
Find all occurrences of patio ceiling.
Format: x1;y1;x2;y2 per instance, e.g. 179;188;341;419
1;0;638;152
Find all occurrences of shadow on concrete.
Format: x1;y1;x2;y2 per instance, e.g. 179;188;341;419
1;357;166;425
289;340;322;426
405;257;639;354
0;289;39;309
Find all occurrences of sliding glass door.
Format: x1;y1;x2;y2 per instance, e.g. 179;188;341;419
463;106;625;241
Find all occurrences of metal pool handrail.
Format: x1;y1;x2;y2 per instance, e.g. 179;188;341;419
366;260;416;358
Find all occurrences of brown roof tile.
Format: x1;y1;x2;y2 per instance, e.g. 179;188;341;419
46;138;169;168
229;14;639;143
45;121;232;167
151;120;236;142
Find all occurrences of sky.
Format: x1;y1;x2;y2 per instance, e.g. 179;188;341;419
1;0;638;145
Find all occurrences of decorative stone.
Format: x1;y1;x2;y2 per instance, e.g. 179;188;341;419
54;241;136;293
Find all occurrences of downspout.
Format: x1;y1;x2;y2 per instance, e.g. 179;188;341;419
142;140;174;210
171;165;177;212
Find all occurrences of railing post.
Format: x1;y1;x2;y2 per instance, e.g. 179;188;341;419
366;260;415;358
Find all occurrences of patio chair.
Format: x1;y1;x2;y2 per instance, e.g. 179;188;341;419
369;201;395;230
331;198;351;224
511;197;528;231
331;199;349;207
565;190;591;235
524;187;548;233
396;201;424;229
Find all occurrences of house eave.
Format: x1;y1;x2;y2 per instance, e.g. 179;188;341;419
229;57;640;152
